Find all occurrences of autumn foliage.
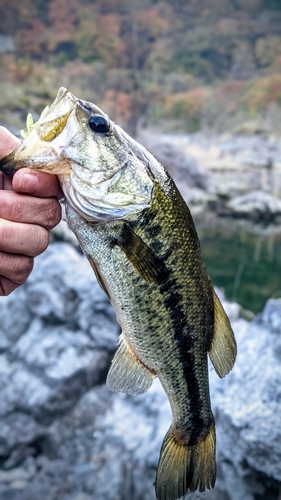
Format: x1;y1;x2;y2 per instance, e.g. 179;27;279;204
0;0;281;134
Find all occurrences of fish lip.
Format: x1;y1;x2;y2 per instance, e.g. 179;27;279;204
51;87;69;109
56;87;68;100
0;89;78;175
0;148;21;175
0;88;99;176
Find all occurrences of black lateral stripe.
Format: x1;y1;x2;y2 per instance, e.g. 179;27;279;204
149;239;164;253
138;208;158;229
145;223;162;238
160;277;207;444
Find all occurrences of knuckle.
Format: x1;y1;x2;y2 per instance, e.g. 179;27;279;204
0;252;34;286
0;192;18;221
45;199;62;229
0;280;20;296
0;280;11;296
33;227;49;255
15;256;34;283
0;221;14;247
0;252;8;271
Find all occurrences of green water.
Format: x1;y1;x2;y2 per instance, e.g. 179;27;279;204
197;218;281;314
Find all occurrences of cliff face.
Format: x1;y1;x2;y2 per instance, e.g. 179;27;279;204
0;242;281;500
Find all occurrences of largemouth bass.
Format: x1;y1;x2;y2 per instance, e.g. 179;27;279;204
0;88;236;500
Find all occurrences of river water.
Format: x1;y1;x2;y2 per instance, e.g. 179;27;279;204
197;217;281;315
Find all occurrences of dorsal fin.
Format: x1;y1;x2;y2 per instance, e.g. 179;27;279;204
208;289;237;378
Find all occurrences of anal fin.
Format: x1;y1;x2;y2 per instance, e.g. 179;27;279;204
208;288;237;378
107;334;155;394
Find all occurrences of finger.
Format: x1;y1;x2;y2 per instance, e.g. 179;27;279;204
13;169;63;199
0;191;61;230
0;165;14;193
2;172;13;191
0;276;22;296
0;127;20;192
0;251;34;285
0;218;49;257
0;126;20;159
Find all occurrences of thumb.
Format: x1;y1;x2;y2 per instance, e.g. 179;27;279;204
0;127;21;159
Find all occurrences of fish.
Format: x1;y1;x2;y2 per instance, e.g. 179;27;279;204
0;87;237;500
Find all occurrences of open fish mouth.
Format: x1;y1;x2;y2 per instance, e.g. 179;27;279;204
0;87;78;175
0;87;154;222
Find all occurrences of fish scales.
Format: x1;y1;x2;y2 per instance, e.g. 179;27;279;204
132;183;214;433
0;87;237;500
69;219;213;450
70;179;214;431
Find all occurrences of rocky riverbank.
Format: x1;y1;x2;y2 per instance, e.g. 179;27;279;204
0;243;281;500
139;131;281;223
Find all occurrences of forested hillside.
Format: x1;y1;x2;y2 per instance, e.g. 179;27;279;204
1;0;281;134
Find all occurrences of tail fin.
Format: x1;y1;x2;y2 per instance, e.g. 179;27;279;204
155;424;216;500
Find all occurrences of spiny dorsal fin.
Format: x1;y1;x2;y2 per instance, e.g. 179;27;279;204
114;223;169;285
107;334;155;394
208;289;237;378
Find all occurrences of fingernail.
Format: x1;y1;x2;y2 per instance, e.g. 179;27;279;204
17;171;39;193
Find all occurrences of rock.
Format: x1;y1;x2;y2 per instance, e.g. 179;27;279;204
227;191;281;221
261;298;281;335
0;35;15;54
138;135;208;190
0;243;119;466
137;131;281;220
137;132;211;210
0;242;281;500
0;288;33;344
210;298;281;500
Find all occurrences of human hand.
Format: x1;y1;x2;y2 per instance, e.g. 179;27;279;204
0;126;62;296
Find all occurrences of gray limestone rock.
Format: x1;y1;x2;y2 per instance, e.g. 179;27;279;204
137;132;281;221
210;299;281;500
227;191;281;222
0;243;119;472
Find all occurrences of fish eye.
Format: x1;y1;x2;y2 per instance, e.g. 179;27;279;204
89;115;110;134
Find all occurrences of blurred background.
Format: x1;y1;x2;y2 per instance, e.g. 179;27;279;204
1;0;281;135
1;2;281;500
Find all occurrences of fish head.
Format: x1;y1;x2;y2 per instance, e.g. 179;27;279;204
0;87;156;222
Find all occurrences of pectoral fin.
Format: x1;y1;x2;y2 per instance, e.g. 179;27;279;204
107;334;155;394
87;255;111;299
208;289;237;378
115;223;169;285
